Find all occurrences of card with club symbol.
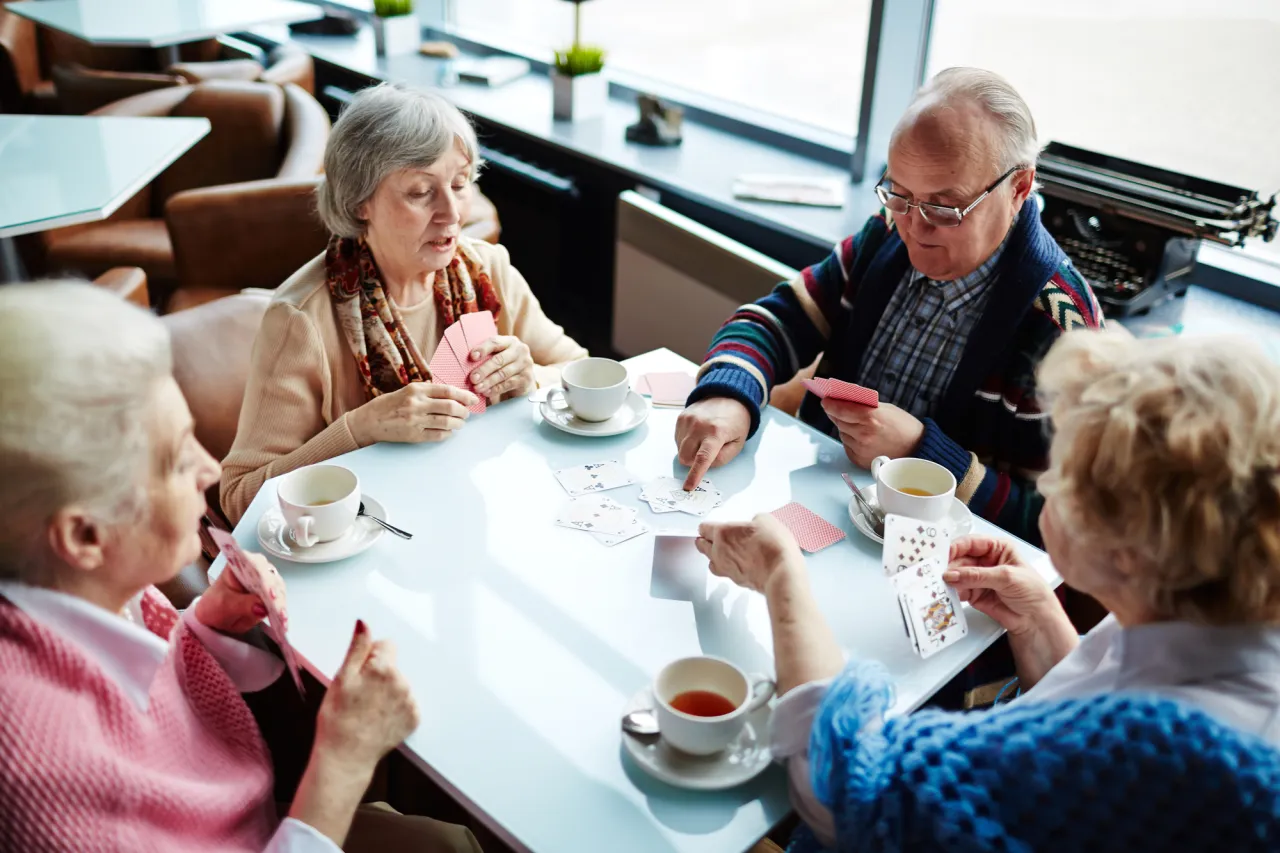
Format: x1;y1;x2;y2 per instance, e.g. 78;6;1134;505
553;460;638;496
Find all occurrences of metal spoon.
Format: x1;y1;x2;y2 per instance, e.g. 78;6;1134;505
359;502;413;540
841;474;885;538
622;709;660;737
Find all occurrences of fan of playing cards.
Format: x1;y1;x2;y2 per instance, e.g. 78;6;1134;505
881;513;969;659
428;310;498;413
639;476;723;516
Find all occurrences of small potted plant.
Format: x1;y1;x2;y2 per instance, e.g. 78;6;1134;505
372;0;420;57
551;0;606;121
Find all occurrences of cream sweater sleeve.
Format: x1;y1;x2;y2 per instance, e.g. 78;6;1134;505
219;302;361;525
491;243;589;387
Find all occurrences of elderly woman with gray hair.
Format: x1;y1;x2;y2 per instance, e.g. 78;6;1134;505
220;83;587;523
0;283;481;851
697;328;1280;852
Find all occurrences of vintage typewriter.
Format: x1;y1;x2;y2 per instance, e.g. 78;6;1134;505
1037;142;1277;318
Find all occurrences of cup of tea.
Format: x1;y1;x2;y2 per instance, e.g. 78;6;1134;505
277;464;360;547
652;656;775;756
870;456;956;523
546;357;630;422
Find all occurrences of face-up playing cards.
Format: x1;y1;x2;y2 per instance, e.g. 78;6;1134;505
802;377;879;408
554;460;638;496
639;477;724;516
555;496;649;546
770;502;847;553
879;514;968;658
428;310;498;414
210;529;305;696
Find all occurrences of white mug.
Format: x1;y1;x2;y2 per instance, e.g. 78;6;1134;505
277;464;360;547
870;456;956;523
546;357;630;422
653;656;775;756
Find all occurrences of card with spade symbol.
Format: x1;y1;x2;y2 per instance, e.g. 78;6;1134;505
882;513;951;589
553;460;637;496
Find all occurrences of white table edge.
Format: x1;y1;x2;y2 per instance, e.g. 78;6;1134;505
0;116;211;239
4;2;323;48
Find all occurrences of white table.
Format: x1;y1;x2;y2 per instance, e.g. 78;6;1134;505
0;114;209;282
216;348;1056;853
7;0;321;65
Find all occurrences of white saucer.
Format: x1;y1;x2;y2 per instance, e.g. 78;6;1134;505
539;390;650;437
257;494;388;563
621;687;773;791
847;484;973;545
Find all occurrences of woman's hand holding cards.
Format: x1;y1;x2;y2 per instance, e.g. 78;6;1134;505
945;535;1080;688
194;551;277;635
349;382;479;446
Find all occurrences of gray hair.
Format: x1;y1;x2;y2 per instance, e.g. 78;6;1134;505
0;282;171;582
316;83;483;238
896;67;1041;173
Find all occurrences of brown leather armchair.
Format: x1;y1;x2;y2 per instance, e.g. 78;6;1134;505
52;43;316;115
92;266;150;308
38;80;329;307
0;2;55;112
165;177;503;313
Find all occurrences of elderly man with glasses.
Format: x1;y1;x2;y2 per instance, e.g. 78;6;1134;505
676;67;1103;545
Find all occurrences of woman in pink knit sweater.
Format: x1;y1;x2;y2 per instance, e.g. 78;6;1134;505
0;283;480;852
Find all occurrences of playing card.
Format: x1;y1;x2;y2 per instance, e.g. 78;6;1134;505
590;513;649;547
882;513;951;586
209;530;305;696
634;375;653;396
553;460;637;496
802;377;879;407
642;372;696;407
770;502;847;553
641;477;723;516
555;495;634;536
429;334;486;414
458;311;497;354
897;556;968;658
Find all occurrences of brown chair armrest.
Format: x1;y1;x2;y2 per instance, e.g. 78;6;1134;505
92;266;150;308
277;83;329;180
89;83;193;117
168;58;264;84
166;178;328;292
53;63;184;115
261;46;314;94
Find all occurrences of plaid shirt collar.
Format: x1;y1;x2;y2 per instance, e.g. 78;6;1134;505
909;214;1018;313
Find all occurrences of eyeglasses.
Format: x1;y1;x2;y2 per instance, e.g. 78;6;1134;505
874;165;1021;228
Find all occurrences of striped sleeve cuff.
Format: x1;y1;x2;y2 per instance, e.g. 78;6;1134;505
687;363;765;438
915;418;974;484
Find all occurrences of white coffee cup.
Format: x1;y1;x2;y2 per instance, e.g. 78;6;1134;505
652;656;775;756
277;464;360;547
546;357;630;422
870;456;956;523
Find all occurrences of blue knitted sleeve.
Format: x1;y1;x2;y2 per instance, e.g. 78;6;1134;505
802;685;1280;853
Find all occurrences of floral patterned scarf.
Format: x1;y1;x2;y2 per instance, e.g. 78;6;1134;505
325;236;503;398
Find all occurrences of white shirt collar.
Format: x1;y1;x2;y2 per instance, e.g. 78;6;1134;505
0;582;167;712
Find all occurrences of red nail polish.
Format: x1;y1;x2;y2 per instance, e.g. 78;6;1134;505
355;619;367;635
253;604;268;618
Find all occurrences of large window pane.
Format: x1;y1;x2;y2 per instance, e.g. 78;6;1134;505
928;0;1280;260
454;0;869;138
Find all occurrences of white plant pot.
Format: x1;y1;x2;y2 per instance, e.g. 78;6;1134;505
372;13;420;57
551;71;607;121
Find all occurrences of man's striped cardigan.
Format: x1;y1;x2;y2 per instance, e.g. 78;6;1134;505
688;208;1104;546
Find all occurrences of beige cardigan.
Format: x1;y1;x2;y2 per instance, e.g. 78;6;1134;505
219;238;587;524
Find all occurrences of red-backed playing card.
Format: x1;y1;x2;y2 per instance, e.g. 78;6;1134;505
802;377;878;407
770;502;847;553
459;311;498;354
210;529;305;696
430;333;486;414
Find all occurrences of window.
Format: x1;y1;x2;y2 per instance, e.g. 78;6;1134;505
927;0;1280;262
450;0;870;140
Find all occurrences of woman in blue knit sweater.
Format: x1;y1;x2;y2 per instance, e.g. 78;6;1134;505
698;328;1280;852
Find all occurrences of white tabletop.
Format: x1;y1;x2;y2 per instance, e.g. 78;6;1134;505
0;115;209;238
215;348;1056;853
6;0;320;48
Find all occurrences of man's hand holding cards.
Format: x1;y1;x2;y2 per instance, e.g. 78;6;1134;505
882;513;968;659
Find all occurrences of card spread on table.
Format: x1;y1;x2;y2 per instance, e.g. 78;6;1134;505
895;555;968;659
639;477;724;516
636;372;697;407
553;460;637;496
770;502;846;553
555;496;649;547
428;310;497;414
802;377;879;408
882;513;951;586
210;529;305;696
